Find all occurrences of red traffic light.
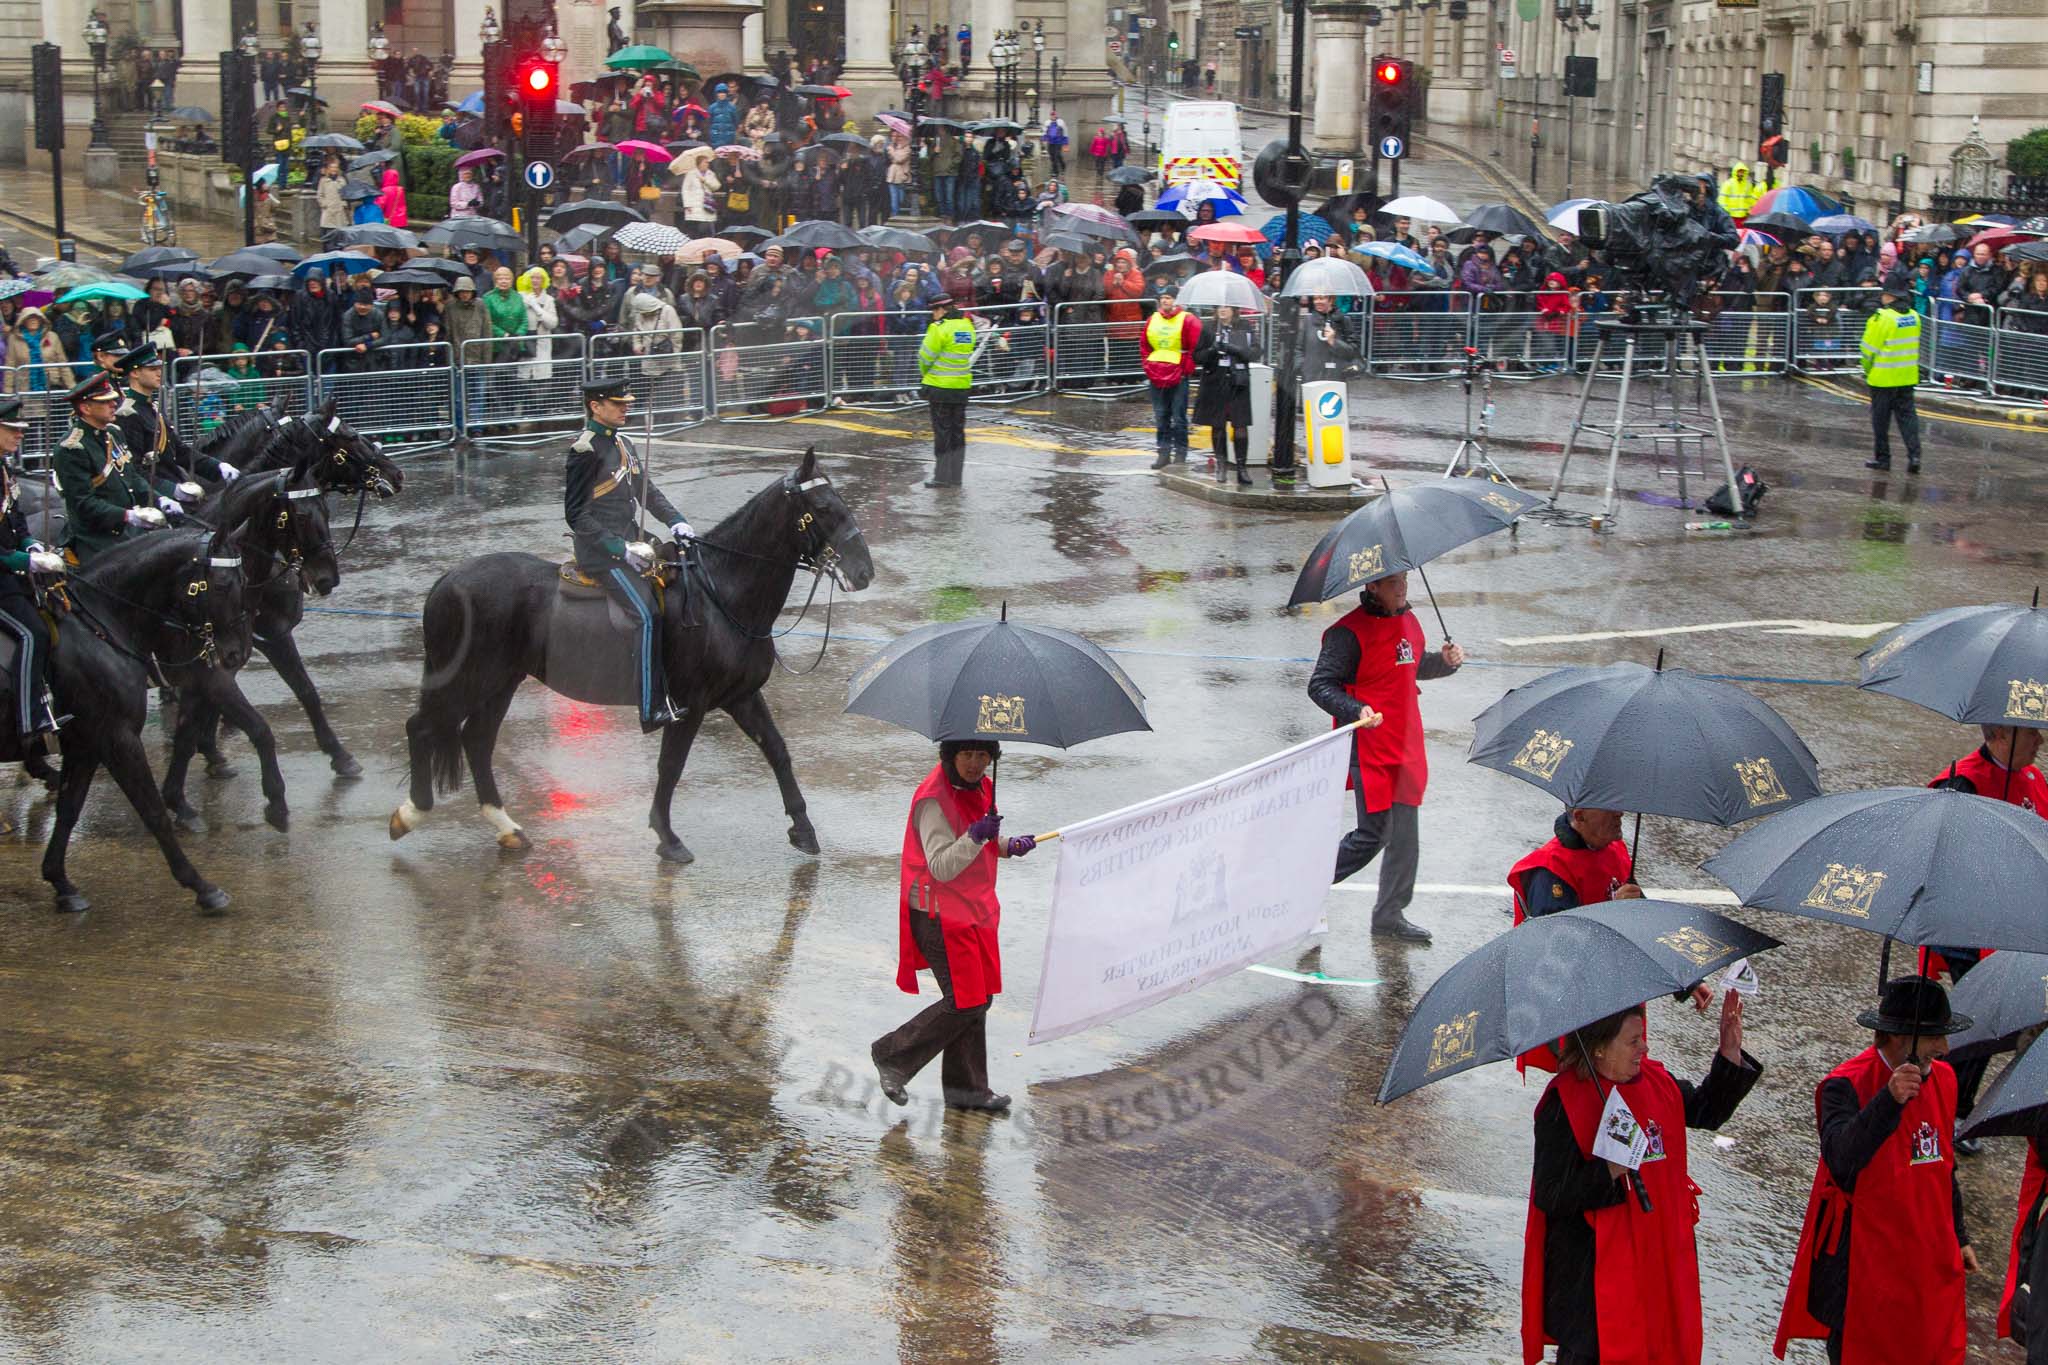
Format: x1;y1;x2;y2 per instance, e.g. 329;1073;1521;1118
1375;61;1402;84
525;67;551;93
515;58;558;104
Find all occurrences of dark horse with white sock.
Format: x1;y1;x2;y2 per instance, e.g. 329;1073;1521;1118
391;448;872;862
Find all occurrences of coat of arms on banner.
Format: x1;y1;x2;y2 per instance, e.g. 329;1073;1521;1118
976;693;1027;733
1910;1121;1943;1165
1801;863;1884;918
2009;679;2048;722
1511;729;1574;781
1734;757;1791;809
1170;849;1228;928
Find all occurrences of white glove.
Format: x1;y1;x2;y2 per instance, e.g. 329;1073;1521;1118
669;520;695;542
124;506;166;529
216;462;240;481
157;496;185;520
27;551;65;574
623;541;656;572
174;480;203;502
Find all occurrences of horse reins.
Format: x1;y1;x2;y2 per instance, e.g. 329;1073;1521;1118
680;475;859;675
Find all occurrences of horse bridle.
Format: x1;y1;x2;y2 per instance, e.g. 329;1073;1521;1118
256;485;329;594
784;473;865;586
685;474;863;674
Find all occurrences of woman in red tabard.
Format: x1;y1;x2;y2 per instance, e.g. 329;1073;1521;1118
869;740;1037;1113
1522;991;1760;1365
1774;975;1978;1365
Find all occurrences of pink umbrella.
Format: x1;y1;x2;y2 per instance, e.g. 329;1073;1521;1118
361;100;402;118
712;143;761;161
876;114;910;137
1189;221;1267;245
615;139;670;162
452;147;504;169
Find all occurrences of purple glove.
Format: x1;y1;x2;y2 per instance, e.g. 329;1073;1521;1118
1005;835;1036;857
966;812;1002;843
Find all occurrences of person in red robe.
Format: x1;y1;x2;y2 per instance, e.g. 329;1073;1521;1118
1996;1100;2048;1355
870;739;1037;1113
1774;976;1980;1364
1307;568;1464;941
1922;723;2048;1153
1522;991;1759;1365
1509;808;1642;923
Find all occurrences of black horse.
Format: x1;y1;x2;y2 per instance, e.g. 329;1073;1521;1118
392;448;873;863
43;523;255;914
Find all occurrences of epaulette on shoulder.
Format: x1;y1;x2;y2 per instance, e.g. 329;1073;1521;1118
58;427;84;450
115;397;137;417
569;429;596;454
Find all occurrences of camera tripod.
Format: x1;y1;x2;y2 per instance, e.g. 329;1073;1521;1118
1444;346;1515;484
1546;313;1744;531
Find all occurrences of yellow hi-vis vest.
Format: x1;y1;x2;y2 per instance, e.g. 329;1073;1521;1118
1860;305;1921;388
918;317;976;390
1146;310;1187;366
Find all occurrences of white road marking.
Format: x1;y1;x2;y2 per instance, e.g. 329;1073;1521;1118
1494;619;1897;647
1332;881;1739;906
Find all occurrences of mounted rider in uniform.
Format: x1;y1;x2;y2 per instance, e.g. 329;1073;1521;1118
564;378;696;732
0;396;65;743
113;340;242;491
51;370;183;565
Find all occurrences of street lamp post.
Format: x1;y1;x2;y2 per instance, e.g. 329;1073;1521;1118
301;24;321;130
542;23;567;65
369;22;391;99
1030;21;1044;128
988;31;1018;122
479;7;502;48
84;11;111;150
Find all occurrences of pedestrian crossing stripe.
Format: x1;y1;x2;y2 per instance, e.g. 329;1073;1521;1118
1162;156;1242;188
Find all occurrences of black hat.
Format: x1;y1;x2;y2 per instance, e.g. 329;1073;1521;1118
92;334;125;356
582;378;636;404
929;294;955;311
116;340;162;373
0;395;27;430
1881;268;1913;298
67;371;122;407
1857;975;1974;1036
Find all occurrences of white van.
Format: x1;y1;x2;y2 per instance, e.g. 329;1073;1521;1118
1159;101;1244;188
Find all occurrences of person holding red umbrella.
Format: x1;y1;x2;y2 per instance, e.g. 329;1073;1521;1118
1523;990;1759;1365
1774;976;1979;1364
871;739;1038;1113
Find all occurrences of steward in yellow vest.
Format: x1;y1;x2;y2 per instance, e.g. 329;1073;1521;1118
1143;292;1201;470
918;296;977;488
1861;270;1924;474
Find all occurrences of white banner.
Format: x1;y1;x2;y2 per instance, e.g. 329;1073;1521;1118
1027;726;1356;1045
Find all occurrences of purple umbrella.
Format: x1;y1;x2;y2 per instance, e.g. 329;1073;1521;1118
453;147;505;170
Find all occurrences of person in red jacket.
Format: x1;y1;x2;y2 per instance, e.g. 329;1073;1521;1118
1509;808;1642;923
1997;1100;2048;1353
1922;723;2048;1152
1144;290;1202;470
1307;569;1463;941
1523;991;1759;1365
1774;976;1979;1365
871;739;1037;1113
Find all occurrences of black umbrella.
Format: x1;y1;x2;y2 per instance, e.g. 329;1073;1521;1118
340;181;377;202
1042;232;1093;255
2006;241;2048;265
127;262;203;282
424;218;525;253
244;273;296;291
1462;203;1547;240
843;604;1149;750
1900;222;1971;245
333;225;418;250
770;219;866;251
1702;786;2048;953
917;117;967;131
1469;659;1821;825
374;269;456;288
1126;209;1191;228
1744;211;1815;239
1377;901;1780;1103
1039;214;1136;246
969;119;1023;134
348;149;400;172
822;132;873;150
300;132;365;153
160;106;215;123
1147;253;1198;271
1859;592;2048;731
2018;215;2048;236
550;223;609;253
209;250;292;277
407;258;476;284
1961;1035;2048;1140
1943;952;2048;1063
1106;165;1153;186
546;200;647;232
953;219;1011;237
856;224;938;254
722;225;772;244
121;246;199;273
243;243;303;263
1286;477;1544;634
1317;192;1378;224
284;86;326;103
791;83;845;98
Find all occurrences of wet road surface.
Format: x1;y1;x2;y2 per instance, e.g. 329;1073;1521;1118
0;370;2043;1362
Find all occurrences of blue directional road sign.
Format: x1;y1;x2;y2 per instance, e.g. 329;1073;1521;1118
1378;135;1406;161
524;160;555;191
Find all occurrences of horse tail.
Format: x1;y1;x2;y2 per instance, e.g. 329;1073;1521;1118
413;569;479;798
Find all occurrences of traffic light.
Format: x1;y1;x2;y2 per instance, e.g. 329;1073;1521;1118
516;56;559;108
1368;58;1411;150
1759;72;1785;139
1168;30;1179;52
31;44;63;153
515;54;561;157
220;51;255;169
482;41;512;142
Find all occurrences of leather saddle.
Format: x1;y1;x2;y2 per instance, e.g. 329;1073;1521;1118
540;559;679;707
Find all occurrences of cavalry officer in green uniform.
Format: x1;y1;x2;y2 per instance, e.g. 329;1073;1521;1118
51;370;179;565
917;295;976;489
1861;269;1924;474
565;378;695;733
114;341;241;491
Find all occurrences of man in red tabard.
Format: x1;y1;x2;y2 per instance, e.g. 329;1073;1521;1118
1922;723;2048;1155
1307;569;1464;942
1775;976;1979;1365
1508;807;1643;923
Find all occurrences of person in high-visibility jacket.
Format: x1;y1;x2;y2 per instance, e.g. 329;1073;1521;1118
1143;290;1201;469
1717;162;1759;228
917;295;977;488
1861;269;1924;474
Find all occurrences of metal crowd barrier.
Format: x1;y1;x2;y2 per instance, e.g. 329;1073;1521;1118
1051;300;1151;391
317;341;458;446
7;364;82;462
456;333;586;438
970;302;1051;397
707;318;830;419
170;349;315;444
1366;291;1474;375
827;308;929;403
1993;311;2048;396
1923;313;1996;390
589;327;710;426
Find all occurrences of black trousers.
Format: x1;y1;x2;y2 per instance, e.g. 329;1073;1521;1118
1333;762;1421;925
1870;384;1922;463
0;582;51;739
1944;950;1991;1118
927;391;968;485
872;904;991;1100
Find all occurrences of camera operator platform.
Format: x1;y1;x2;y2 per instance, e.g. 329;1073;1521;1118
1543;175;1747;532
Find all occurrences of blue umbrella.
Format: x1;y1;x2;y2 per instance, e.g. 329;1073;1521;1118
1157;181;1246;217
1808;213;1876;235
292;250;380;278
456;90;484;115
1260;211;1332;249
1748;185;1844;221
1356;240;1437;274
